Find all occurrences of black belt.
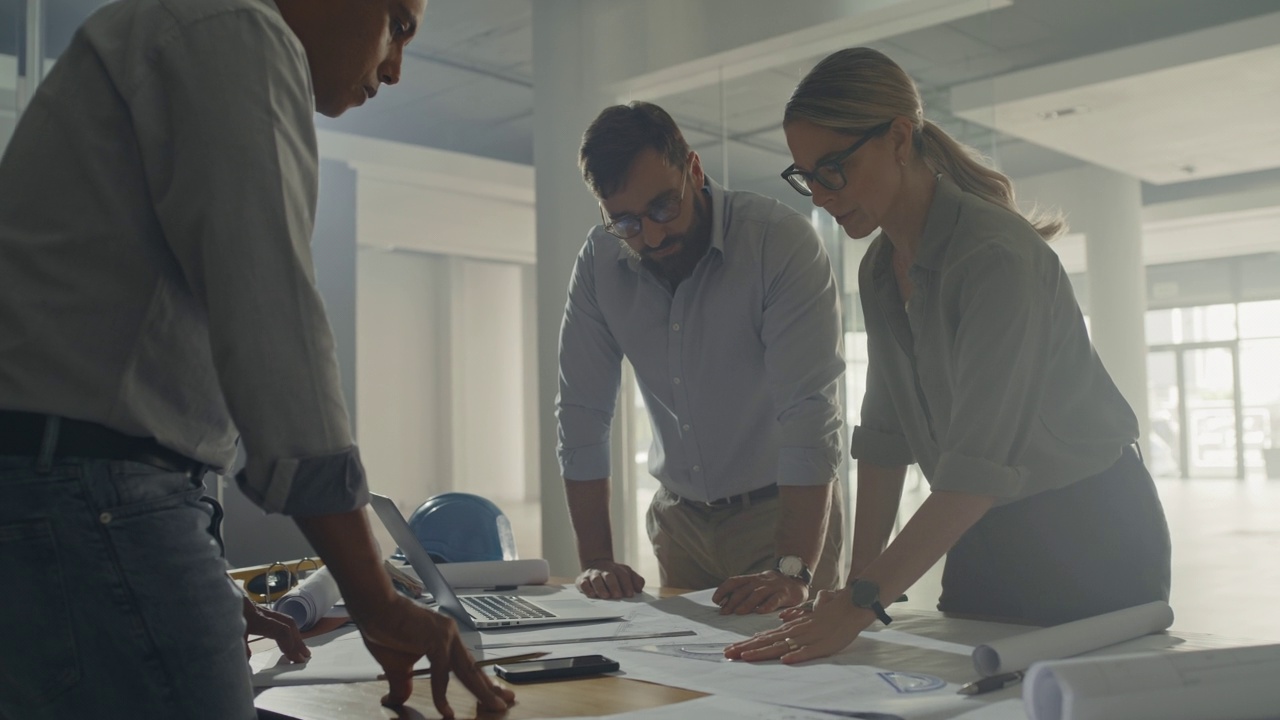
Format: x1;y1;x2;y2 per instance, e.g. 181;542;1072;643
0;410;206;476
684;483;780;508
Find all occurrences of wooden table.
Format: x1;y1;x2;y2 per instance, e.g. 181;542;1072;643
256;583;707;719
254;588;1243;720
257;673;704;720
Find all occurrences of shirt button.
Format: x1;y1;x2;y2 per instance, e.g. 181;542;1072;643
673;377;681;384
682;424;690;431
672;323;681;331
692;465;701;473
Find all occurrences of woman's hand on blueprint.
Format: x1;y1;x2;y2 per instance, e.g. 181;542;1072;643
722;587;875;663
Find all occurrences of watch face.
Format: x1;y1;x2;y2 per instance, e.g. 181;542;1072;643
850;579;881;607
777;556;804;577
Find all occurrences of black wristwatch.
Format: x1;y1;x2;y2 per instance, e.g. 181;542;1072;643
849;578;893;625
773;555;813;586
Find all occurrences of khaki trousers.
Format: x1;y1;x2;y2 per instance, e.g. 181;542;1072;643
645;481;845;591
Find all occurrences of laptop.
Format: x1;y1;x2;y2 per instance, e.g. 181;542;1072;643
370;493;624;630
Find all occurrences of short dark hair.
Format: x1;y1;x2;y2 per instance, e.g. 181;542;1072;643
578;101;690;200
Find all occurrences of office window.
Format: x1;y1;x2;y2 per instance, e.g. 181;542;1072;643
1145;305;1237;345
1239;299;1280;339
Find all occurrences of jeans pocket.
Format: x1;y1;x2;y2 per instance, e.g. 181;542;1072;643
0;519;81;706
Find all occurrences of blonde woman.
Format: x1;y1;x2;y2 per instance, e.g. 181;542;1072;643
726;47;1170;663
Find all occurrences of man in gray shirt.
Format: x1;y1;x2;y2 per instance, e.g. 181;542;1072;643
0;0;512;717
558;102;846;613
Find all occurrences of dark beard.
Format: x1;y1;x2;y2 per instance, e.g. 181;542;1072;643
619;192;713;288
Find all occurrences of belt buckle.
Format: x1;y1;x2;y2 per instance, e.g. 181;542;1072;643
703;494;738;508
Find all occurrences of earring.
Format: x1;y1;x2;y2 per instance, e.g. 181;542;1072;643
899;158;907;167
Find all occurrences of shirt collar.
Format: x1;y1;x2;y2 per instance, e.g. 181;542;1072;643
913;174;964;272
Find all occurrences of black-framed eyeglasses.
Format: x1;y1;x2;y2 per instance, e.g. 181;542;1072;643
600;171;688;240
780;120;895;197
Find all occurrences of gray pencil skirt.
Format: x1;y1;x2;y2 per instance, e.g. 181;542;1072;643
937;444;1172;625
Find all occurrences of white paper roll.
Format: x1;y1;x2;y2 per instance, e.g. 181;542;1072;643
1024;643;1280;720
435;558;551;588
972;601;1174;676
273;566;341;631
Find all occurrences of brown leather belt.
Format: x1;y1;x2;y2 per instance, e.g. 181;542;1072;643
0;410;206;476
684;483;780;508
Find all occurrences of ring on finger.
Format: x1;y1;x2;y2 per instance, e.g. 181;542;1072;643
784;637;800;651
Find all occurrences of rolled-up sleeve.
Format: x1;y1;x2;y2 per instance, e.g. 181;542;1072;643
148;11;365;515
557;240;624;481
930;244;1049;497
760;214;845;487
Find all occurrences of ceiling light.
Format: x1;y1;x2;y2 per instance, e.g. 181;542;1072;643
1037;105;1091;121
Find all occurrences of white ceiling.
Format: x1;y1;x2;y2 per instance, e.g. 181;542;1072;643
9;0;1280;210
308;0;1280;212
950;11;1280;185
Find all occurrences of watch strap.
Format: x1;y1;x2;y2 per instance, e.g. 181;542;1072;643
849;578;893;626
868;600;893;626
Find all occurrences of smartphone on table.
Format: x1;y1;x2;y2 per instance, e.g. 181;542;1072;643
493;654;620;682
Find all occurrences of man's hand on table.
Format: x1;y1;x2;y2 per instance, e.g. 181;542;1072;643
355;594;514;717
242;595;310;662
576;560;646;599
711;570;809;615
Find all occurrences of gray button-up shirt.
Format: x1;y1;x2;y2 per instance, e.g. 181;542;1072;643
557;179;845;502
851;176;1138;503
0;0;366;515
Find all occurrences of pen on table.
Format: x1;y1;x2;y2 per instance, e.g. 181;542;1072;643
377;651;549;680
957;670;1024;696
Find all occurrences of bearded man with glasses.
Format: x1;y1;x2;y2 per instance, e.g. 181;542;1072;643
557;102;847;615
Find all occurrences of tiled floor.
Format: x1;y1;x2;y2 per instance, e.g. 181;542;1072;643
504;477;1280;643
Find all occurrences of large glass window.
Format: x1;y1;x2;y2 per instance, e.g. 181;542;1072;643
1147;297;1280;480
1145;304;1237;345
1239;300;1280;340
1240;337;1280;478
1182;346;1238;478
1146;350;1182;478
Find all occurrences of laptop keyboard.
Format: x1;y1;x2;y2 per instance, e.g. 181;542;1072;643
461;594;555;621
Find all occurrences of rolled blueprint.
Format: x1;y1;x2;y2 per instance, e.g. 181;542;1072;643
274;566;341;631
437;558;550;588
1023;643;1280;720
973;601;1174;676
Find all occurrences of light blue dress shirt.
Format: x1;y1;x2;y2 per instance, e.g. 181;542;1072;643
557;179;845;503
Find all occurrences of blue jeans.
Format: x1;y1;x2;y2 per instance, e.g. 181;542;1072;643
0;456;255;719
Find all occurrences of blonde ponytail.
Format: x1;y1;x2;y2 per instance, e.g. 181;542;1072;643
918;121;1065;241
786;48;1066;242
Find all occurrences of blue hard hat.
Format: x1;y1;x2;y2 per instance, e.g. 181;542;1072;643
405;492;518;563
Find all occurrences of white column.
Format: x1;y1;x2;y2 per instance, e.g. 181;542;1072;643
1019;165;1151;454
532;1;615;576
313;159;359;430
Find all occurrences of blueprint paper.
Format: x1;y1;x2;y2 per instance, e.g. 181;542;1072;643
273;567;342;631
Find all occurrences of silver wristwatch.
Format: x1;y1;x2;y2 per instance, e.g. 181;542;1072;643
774;555;813;586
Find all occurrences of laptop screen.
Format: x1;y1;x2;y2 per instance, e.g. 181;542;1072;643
369;493;476;629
